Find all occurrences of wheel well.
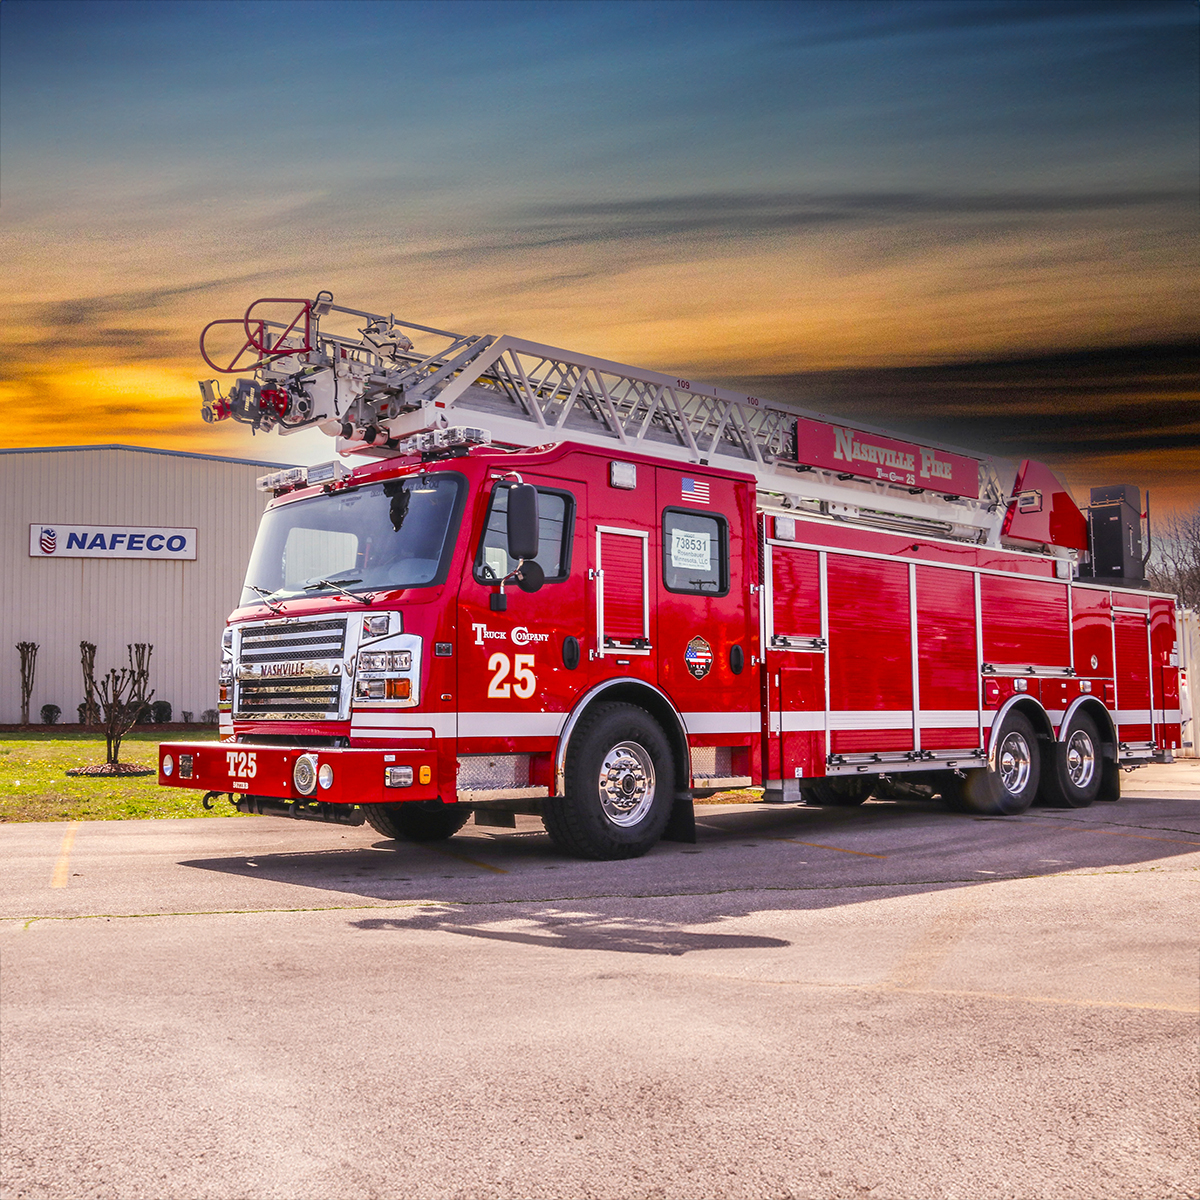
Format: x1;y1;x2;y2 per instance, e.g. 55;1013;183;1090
986;696;1054;771
1010;697;1056;744
1064;696;1119;761
556;682;689;794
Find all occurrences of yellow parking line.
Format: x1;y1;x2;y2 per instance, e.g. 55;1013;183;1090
422;844;509;874
49;823;79;888
780;838;886;859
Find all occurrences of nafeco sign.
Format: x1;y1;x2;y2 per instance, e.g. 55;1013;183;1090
29;524;197;560
794;417;980;499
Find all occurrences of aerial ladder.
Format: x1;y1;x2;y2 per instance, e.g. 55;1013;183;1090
197;292;1083;559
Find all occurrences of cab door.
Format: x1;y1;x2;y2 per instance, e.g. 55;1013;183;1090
654;468;757;787
456;476;587;769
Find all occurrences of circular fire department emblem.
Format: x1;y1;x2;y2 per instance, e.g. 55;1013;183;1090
684;635;713;680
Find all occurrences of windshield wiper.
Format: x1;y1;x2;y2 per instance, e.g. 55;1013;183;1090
245;583;285;614
303;576;373;605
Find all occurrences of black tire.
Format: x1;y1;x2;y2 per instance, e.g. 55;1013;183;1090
543;703;674;860
805;776;875;806
363;802;471;842
959;711;1041;815
1037;712;1102;808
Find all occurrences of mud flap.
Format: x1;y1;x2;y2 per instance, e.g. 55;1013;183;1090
662;790;696;843
1097;753;1121;802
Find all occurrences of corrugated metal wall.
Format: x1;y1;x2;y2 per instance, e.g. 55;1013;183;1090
1;446;281;724
1181;606;1198;758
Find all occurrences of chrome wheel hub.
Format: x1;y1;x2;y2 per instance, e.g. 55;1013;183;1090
598;741;656;827
997;731;1032;795
1065;729;1095;789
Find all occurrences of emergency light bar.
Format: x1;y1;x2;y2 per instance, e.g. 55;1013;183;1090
256;466;308;493
307;460;352;486
390;426;492;456
255;432;489;494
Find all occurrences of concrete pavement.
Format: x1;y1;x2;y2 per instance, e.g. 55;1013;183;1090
1;763;1197;1199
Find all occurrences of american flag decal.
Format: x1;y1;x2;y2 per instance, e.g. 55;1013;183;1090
684;634;713;679
681;477;710;504
39;528;57;555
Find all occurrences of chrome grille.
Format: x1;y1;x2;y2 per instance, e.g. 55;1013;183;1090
234;617;347;719
237;675;342;714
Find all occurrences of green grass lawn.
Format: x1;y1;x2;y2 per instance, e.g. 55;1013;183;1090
0;730;236;822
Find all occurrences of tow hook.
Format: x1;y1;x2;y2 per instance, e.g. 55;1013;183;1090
202;791;228;810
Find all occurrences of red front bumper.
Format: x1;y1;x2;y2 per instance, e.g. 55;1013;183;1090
157;742;442;804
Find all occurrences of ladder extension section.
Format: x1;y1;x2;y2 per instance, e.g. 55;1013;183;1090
197;293;1014;544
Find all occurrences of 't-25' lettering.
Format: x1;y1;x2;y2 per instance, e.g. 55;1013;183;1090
226;750;257;780
487;653;536;699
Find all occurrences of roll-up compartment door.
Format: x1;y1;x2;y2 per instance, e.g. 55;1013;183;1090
596;526;649;653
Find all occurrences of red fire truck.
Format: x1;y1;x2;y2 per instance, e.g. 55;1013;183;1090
158;294;1182;859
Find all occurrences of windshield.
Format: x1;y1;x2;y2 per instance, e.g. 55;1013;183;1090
241;473;466;604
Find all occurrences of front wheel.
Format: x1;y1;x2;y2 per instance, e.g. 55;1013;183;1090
1038;713;1102;808
363;802;471;842
543;703;674;860
959;711;1041;815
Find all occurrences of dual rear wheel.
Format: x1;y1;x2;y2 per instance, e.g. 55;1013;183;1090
952;709;1103;815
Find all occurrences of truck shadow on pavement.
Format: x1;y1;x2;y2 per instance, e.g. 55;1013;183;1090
348;909;791;955
177;795;1200;925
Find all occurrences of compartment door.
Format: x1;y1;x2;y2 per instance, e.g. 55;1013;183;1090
1114;610;1153;743
595;526;649;656
767;544;827;780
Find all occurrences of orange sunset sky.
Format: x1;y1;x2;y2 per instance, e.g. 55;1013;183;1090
2;1;1197;506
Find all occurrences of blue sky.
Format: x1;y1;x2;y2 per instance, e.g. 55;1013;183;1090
1;0;1196;499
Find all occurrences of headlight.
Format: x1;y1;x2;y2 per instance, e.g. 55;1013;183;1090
358;650;412;672
162;754;174;777
222;627;234;651
356;678;410;700
318;763;334;790
293;754;318;796
385;766;413;787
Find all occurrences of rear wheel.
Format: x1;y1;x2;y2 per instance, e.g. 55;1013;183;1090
959;711;1041;815
363;802;471;842
543;703;674;860
1038;713;1102;808
805;776;875;806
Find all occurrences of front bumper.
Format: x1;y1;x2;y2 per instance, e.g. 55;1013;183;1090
158;742;442;804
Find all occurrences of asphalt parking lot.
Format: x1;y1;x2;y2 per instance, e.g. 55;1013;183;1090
2;764;1198;1200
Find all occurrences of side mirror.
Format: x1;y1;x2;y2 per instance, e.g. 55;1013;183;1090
507;484;540;562
515;560;545;594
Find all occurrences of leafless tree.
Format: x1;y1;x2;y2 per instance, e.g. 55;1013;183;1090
16;642;38;726
79;641;100;725
1147;506;1200;609
96;643;155;766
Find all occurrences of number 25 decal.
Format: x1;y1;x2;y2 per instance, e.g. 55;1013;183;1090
487;653;536;699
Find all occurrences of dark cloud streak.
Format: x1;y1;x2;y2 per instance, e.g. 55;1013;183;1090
723;340;1200;498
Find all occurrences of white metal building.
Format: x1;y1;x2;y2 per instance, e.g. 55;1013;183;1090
1;445;290;725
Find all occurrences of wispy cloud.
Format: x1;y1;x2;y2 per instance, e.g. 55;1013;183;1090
723;340;1200;506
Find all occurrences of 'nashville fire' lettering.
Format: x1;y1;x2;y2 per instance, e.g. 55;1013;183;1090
834;428;952;482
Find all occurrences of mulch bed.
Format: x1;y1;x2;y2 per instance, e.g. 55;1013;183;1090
65;763;156;777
